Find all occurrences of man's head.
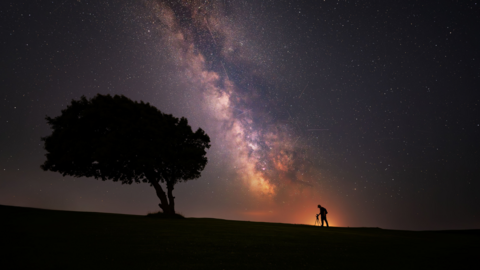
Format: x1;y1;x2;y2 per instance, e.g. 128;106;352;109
318;205;321;208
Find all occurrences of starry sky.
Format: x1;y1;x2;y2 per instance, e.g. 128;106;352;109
1;0;479;230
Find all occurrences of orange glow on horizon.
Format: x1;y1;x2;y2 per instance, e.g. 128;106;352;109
229;190;346;227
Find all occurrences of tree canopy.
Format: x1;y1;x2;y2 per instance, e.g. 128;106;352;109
41;94;210;214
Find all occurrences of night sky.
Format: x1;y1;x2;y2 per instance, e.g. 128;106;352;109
1;0;479;230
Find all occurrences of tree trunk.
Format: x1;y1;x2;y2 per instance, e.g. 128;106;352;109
167;182;175;214
151;181;175;215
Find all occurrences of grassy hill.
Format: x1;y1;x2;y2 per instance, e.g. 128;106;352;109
2;204;478;269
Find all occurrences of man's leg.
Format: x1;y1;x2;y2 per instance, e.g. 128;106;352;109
322;216;328;227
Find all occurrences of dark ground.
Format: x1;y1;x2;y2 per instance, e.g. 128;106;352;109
1;204;478;269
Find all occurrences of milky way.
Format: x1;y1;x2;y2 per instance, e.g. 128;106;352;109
145;0;322;201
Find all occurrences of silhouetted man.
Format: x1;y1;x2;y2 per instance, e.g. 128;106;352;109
318;204;329;227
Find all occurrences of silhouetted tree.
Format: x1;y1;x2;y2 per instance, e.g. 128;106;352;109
41;94;210;215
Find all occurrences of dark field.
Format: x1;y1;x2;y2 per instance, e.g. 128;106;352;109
2;205;478;269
